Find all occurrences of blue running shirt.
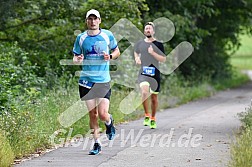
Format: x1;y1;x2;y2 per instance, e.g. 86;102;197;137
73;29;118;83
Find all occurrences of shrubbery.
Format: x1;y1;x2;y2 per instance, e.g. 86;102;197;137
0;42;46;158
0;42;44;110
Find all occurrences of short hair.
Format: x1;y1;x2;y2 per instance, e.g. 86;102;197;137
144;22;155;30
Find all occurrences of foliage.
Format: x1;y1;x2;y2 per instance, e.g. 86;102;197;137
0;0;79;49
0;42;46;158
0;107;35;158
212;69;250;90
0;0;147;78
0;42;44;110
229;127;252;167
0;0;81;77
0;132;14;167
239;105;252;129
1;0;251;81
230;105;252;167
144;0;252;80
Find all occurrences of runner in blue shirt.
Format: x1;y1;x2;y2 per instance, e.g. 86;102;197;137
73;9;120;155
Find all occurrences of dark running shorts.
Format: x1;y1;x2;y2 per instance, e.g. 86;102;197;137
79;82;111;101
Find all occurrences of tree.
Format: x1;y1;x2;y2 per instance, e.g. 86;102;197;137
144;0;252;80
0;0;148;77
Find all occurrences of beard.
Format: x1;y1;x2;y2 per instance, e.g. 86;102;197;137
146;35;152;38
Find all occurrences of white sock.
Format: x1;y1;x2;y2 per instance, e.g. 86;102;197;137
95;139;101;144
105;115;112;125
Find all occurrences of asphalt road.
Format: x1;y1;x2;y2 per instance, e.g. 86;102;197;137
15;80;252;167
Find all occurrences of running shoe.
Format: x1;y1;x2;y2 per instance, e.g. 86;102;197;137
143;116;150;126
105;115;116;140
150;120;157;129
89;143;101;155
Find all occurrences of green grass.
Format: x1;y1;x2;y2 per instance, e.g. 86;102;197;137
233;34;252;57
213;70;250;90
230;56;252;70
229;105;252;167
229;127;252;167
159;80;214;108
0;132;14;167
230;34;252;70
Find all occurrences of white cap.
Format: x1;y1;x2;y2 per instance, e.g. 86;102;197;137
86;9;101;18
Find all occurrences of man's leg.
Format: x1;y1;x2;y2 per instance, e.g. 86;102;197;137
97;98;110;122
86;99;99;139
151;94;158;118
85;99;101;155
140;83;151;126
140;83;151;115
98;98;115;140
148;75;159;129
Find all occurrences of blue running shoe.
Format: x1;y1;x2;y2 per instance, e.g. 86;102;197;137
105;115;116;140
89;143;101;155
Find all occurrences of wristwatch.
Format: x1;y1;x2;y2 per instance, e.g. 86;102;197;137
110;54;113;59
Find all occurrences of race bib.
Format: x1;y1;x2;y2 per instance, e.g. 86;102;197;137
142;66;155;76
79;80;94;89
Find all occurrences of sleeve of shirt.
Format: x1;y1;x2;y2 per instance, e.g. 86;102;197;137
108;31;118;50
72;35;82;55
155;42;166;56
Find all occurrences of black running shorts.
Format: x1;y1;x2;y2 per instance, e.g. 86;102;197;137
79;82;111;100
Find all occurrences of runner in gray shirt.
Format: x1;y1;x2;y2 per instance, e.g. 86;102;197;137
134;22;166;129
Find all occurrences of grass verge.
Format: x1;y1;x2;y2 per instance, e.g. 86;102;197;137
0;132;14;167
230;56;252;70
229;105;252;167
230;33;252;70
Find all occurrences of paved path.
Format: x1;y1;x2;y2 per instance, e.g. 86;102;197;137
15;81;252;167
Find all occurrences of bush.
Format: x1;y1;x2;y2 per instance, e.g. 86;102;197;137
0;42;46;158
0;42;45;110
239;104;252;129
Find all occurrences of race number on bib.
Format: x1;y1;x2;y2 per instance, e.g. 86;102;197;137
142;66;155;76
79;80;94;89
